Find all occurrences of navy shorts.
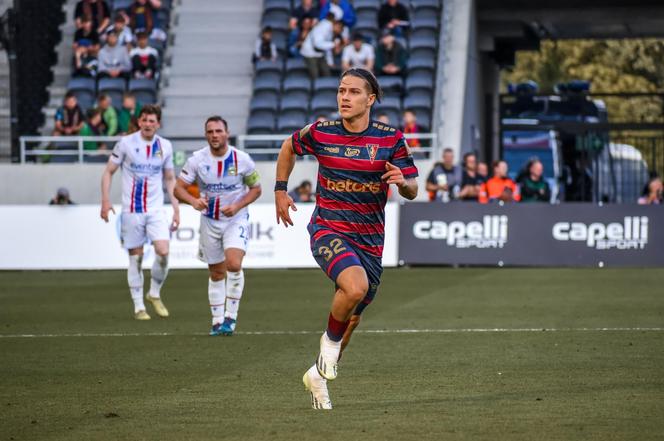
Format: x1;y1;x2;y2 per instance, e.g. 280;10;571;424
310;229;383;315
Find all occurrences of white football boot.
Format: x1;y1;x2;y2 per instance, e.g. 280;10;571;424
303;365;332;410
316;333;341;380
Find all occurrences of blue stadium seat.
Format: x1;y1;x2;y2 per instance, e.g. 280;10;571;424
409;36;437;54
313;77;339;93
354;16;379;38
411;16;438;31
377;76;403;94
280;93;310;112
283;76;312;93
261;10;290;32
414;110;431;131
112;0;133;11
407;56;435;75
285;58;308;76
374;96;402;114
403;94;432;114
253;72;282;93
128;78;158;105
356;9;377;23
98;77;126;109
264;0;291;14
405;72;434;94
354;0;380;10
410;0;441;10
68;77;96;93
67;78;96;111
371;108;400;127
247;113;276;132
310;95;337;115
255;59;283;75
277;112;307;133
250;94;279;113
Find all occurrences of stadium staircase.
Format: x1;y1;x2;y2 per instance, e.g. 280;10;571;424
160;0;262;148
0;0;14;160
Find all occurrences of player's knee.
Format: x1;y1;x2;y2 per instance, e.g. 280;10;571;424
343;280;369;304
209;268;226;281
226;261;242;273
155;246;169;257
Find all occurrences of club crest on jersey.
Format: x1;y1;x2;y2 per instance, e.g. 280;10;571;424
200;164;211;176
227;166;237;176
345;147;361;157
367;144;379;163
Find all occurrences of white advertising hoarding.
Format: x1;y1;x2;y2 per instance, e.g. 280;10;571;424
0;203;399;270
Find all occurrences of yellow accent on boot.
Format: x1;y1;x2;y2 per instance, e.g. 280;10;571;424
134;310;151;320
145;295;169;317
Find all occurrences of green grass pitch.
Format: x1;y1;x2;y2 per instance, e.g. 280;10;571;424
1;267;663;440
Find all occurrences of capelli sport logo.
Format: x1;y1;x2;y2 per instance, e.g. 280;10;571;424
552;216;648;250
413;216;508;248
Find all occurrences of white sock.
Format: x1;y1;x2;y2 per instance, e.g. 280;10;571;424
149;254;169;298
127;254;145;313
321;332;341;361
209;278;226;325
225;270;244;320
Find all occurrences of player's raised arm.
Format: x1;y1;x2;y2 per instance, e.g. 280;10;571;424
100;160;120;222
274;136;298;227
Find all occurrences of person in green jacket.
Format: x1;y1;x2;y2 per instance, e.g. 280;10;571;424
118;92;142;134
97;93;118;136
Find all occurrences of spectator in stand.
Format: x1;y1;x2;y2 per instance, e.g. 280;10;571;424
638;175;663;204
300;13;336;79
517;158;551;203
329;19;349;69
253;26;278;63
457;152;482;202
477;161;488;182
53;92;85;136
98;30;131;79
127;0;166;41
74;15;100;54
376;112;391;125
375;32;407;77
75;0;110;33
73;44;99;78
426;148;462;202
290;0;319;30
288;180;314;203
319;0;356;28
288;17;314;58
104;14;134;48
315;114;328;123
49;187;76;205
80;108;109;151
341;33;374;71
479;160;520;203
378;0;410;37
97;94;119;136
401;109;423;148
118;92;142;134
130;31;159;79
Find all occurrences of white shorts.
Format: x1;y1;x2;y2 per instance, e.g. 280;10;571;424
198;214;249;265
120;210;170;249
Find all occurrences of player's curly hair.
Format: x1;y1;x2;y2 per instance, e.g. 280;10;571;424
340;67;383;103
139;104;161;122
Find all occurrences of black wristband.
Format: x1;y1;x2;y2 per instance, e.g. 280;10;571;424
274;180;288;192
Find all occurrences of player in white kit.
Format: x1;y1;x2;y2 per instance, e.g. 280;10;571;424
175;116;262;336
100;105;180;320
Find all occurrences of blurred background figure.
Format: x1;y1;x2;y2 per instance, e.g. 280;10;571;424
401;109;423;149
638;175;662;204
517;158;551;202
341;32;374;71
426;148;461;202
479;160;520;203
253;26;278;63
375;32;407;77
49;187;75;205
457;152;482;202
289;180;314;203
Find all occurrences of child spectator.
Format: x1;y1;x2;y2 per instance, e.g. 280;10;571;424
288;17;314;58
128;0;166;41
73;45;99;78
253;26;278;63
378;0;410;37
97;94;119;136
290;0;319;30
401;109;423;148
319;0;356;28
53;92;85;136
80;108;108;151
104;14;134;48
130;31;159;79
517;158;551;202
341;33;375;71
479;160;520;203
375;32;407;76
98;30;132;79
118;92;142;134
376;112;391;125
75;0;110;33
74;15;100;53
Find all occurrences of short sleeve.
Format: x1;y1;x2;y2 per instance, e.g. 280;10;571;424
55;108;64;122
391;131;418;179
178;156;196;184
162;142;174;170
109;139;125;165
291;122;319;157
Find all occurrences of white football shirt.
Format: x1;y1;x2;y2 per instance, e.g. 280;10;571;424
110;131;174;213
179;146;259;221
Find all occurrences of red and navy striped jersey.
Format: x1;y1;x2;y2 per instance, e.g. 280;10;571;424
292;119;418;257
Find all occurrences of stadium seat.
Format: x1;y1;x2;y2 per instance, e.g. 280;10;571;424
374;96;401;114
97;77;126;109
280;93;310;112
313;77;339;93
128;78;158;105
285;58;308;76
354;0;380;10
415;110;432;131
283;76;312;93
264;0;291;14
411;0;441;9
405;72;434;94
409;36;437;59
250;94;279;113
377;76;403;94
354;17;379;38
112;0;133;11
403;94;432;114
261;11;290;32
255;59;283;75
277;112;307;133
67;78;96;111
310;95;337;115
247;113;276;132
411;16;438;31
253;71;282;94
411;0;441;16
372;108;400;127
271;32;288;56
407;56;436;76
356;9;377;24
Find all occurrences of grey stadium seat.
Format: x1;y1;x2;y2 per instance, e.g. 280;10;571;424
407;56;435;76
253;71;282;93
310;95;337;115
403;94;432;114
247;113;276;132
67;78;96;111
98;77;126;109
128;78;157;105
285;58;308;76
280;93;310;112
255;59;283;75
283;76;312;93
374;96;402;113
314;77;339;93
261;11;290;31
377;76;403;94
405;72;434;94
264;0;291;14
250;94;279;113
277;112;307;133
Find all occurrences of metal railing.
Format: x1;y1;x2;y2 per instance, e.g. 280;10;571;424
19;132;439;164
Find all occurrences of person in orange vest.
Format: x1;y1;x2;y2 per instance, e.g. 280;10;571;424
478;160;520;203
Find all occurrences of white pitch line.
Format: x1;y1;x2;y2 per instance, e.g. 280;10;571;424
0;327;662;339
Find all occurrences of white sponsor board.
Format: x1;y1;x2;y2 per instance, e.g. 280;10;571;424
0;203;398;270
